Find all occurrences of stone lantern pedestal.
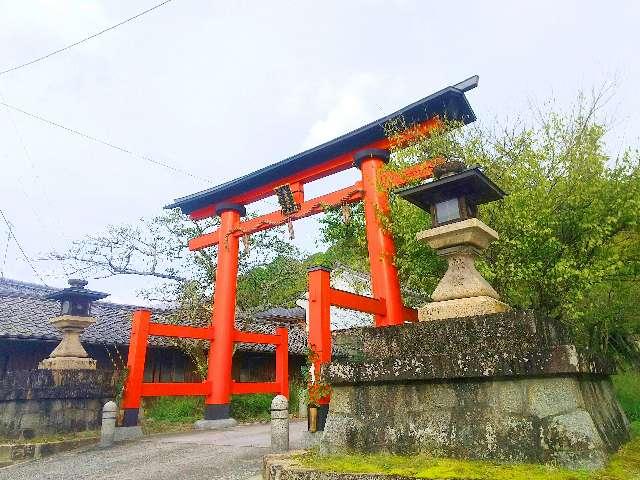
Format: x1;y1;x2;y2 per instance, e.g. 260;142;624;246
39;315;97;370
417;217;509;321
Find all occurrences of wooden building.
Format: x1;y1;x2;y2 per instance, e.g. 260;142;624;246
0;278;307;384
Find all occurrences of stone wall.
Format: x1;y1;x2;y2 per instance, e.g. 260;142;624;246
323;375;628;469
321;311;630;470
0;370;115;438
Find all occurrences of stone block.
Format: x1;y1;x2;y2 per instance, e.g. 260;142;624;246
321;414;362;453
527;377;582;419
419;296;510;321
327;386;355;414
578;377;630;452
484;380;526;414
416;218;498;251
408;383;457;411
541;410;607;470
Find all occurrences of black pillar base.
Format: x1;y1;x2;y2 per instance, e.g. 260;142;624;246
122;408;139;427
317;404;329;431
205;403;231;420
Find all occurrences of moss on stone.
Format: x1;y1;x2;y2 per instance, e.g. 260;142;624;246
298;422;640;479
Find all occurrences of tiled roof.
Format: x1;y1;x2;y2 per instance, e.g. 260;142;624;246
254;306;305;322
0;278;307;355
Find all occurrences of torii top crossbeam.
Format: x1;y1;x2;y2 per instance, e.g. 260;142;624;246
166;76;478;219
162;76;478;423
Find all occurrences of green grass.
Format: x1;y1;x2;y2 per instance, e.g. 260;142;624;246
144;396;204;422
143;386;303;425
298;428;640;480
230;394;273;422
613;371;640;422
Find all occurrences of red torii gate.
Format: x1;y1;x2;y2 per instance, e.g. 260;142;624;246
122;76;478;425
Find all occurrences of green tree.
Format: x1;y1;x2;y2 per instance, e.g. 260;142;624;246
320;93;640;364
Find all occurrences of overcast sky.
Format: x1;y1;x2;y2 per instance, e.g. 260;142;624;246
1;0;639;305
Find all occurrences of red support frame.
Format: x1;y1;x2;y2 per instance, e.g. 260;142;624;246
359;153;404;326
206;207;242;418
307;267;332;406
122;309;151;419
143;111;449;429
305;267;418;408
121;308;289;426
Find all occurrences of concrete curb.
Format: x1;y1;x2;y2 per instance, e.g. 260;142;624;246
263;452;408;480
0;437;98;467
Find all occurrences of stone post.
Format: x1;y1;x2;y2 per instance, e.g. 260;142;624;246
270;395;289;453
99;401;117;447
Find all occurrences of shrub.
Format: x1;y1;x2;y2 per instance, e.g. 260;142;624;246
230;394;273;422
144;396;203;422
613;371;640;422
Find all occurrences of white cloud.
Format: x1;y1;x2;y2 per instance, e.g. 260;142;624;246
301;73;383;149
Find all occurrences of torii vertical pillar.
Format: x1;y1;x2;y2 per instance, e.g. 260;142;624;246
205;203;246;421
355;148;404;326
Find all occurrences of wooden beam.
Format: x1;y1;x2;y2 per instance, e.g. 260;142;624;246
328;288;387;316
140;381;210;397
147;323;213;340
403;306;418;322
231;381;281;395
189;183;364;250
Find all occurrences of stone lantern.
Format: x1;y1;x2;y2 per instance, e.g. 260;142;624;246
397;160;509;320
39;279;109;370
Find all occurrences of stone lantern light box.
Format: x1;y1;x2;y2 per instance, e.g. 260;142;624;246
39;279;109;370
396;161;509;321
398;164;505;228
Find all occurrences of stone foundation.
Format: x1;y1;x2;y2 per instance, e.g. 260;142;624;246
0;370;115;438
321;311;630;470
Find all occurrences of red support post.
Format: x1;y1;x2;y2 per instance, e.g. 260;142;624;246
275;327;289;398
205;204;245;420
355;148;405;327
122;309;151;426
307;266;332;406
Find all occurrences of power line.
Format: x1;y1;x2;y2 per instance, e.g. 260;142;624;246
0;0;175;76
0;209;48;286
1;224;11;278
0;87;72;277
0;101;212;184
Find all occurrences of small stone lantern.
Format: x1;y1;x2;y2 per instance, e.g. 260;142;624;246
396;160;509;321
39;279;109;370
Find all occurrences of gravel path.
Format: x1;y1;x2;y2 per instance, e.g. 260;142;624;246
0;420;307;480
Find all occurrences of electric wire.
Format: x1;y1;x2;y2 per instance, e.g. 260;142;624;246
0;208;48;286
0;101;212;184
1;226;11;278
0;87;72;278
0;0;175;76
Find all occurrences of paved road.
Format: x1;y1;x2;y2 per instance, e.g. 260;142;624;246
0;421;307;480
